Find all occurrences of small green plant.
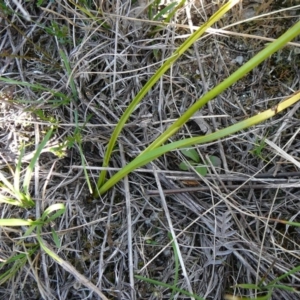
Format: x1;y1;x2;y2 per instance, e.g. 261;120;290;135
93;1;300;197
179;148;221;176
0;245;39;285
0;127;66;285
249;136;273;163
69;0;111;30
44;21;72;45
149;0;186;59
0;128;53;208
224;216;300;300
250;136;267;158
152;0;185;23
0;127;107;298
0;203;65;285
225;263;300;300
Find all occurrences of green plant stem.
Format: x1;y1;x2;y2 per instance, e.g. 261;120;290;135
95;0;240;193
141;20;300;153
97;90;300;194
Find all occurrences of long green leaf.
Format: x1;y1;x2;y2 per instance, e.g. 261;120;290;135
98;90;300;194
0;219;43;226
95;0;240;192
141;20;300;153
0;195;32;207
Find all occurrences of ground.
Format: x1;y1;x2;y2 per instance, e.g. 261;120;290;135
1;1;300;299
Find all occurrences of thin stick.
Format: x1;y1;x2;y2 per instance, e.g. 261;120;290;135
154;169;195;300
119;143;135;300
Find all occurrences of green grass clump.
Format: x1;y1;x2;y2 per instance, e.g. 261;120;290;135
93;0;300;197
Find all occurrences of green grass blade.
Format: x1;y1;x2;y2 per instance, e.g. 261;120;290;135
153;2;178;21
135;274;204;300
164;0;185;23
41;203;65;223
266;284;298;292
36;228;109;300
95;0;240;192
51;228;61;248
141;20;300;153
0;77;50;91
59;49;78;100
59;50;93;193
22;225;38;240
98;91;300;194
0;195;29;207
224;291;272;300
23;128;53;195
0;219;43;226
0;247;38;285
268;264;300;287
14;145;25;193
0;173;15;196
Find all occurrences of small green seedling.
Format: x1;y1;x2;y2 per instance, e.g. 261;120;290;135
44;21;72;45
149;0;186;60
250;136;271;162
152;1;179;22
251;137;266;157
179;148;221;176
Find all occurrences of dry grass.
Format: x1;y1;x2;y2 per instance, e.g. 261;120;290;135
1;0;300;299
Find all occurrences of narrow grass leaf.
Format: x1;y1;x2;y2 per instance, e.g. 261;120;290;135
36;230;109;300
135;275;204;300
269;264;300;287
164;0;185;23
59;49;78;100
78;142;93;193
69;0;111;29
96;0;240;192
23;128;53;195
0;173;15;196
0;248;36;285
235;284;261;289
267;284;299;292
0;195;26;207
224;291;272;300
99;91;300;194
142;20;300;153
51;228;61;248
0;252;27;265
0;219;43;226
153;2;178;21
23;225;37;239
41;203;65;222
